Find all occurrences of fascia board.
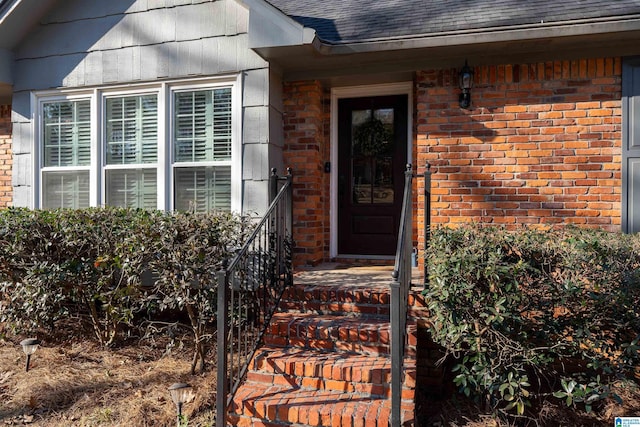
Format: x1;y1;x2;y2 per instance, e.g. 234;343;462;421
240;0;318;49
0;0;19;24
317;15;640;55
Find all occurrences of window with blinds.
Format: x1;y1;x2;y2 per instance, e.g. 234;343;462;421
42;171;90;209
41;100;91;208
105;94;158;209
173;88;232;212
37;80;237;212
174;166;231;211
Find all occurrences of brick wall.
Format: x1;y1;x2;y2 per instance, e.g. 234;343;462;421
281;57;623;265
0;105;11;208
283;81;329;267
417;58;622;245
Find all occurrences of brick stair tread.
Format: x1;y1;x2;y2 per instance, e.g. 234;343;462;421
248;346;416;398
227;276;419;426
265;312;392;355
279;283;391;317
229;381;415;427
252;346;416;381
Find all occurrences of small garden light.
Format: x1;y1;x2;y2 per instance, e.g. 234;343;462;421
168;382;194;426
20;338;40;372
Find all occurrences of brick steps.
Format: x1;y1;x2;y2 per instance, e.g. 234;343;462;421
279;283;391;317
249;346;416;400
264;312;392;356
229;382;415;427
229;280;416;426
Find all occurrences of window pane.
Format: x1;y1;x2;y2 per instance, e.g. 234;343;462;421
174;166;231;212
42;170;90;209
106;168;157;210
106;95;158;165
43;100;91;167
174;88;231;163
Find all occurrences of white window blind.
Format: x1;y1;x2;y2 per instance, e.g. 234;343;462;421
106;95;158;165
174;88;232;162
173;88;232;212
174;166;231;212
43;100;91;167
105;94;158;209
42;171;90;209
106;169;158;210
41;100;91;208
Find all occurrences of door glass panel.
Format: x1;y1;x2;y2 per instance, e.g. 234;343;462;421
352;157;371;203
351;108;395;205
373;157;394;203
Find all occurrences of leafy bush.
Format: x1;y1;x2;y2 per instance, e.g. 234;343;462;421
0;207;249;369
424;225;640;417
145;211;250;373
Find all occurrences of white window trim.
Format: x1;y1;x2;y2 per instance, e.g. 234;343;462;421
101;88;160;210
32;91;94;209
31;75;243;212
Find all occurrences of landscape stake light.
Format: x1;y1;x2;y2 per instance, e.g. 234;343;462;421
168;382;194;426
20;338;40;372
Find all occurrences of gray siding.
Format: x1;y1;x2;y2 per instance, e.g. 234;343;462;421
11;0;278;214
623;57;640;233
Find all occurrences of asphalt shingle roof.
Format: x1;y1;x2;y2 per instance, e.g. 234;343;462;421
265;0;640;43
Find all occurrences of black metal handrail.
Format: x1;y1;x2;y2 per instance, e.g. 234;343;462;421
390;163;431;426
216;168;293;425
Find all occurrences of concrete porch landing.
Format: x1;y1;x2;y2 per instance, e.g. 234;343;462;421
293;263;423;288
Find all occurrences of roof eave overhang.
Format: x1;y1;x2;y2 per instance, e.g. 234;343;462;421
252;15;640;81
0;0;58;101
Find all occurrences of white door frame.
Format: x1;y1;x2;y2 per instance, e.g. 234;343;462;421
330;82;413;259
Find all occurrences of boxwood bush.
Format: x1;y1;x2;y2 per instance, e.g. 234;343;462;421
0;207;250;373
424;225;640;416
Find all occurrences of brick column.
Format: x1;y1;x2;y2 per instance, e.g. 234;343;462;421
283;81;328;267
0;105;12;208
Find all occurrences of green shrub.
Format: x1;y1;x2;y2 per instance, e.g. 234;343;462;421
144;210;250;373
424;225;640;417
0;207;249;369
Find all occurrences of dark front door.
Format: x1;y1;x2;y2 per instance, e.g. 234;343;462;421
338;95;408;256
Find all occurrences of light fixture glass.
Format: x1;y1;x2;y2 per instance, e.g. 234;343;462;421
458;60;474;109
20;338;40;372
168;382;194;426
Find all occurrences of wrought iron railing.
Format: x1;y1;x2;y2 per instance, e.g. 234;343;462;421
215;168;293;425
390;163;431;426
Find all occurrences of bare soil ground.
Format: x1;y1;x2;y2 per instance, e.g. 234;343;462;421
1;332;639;427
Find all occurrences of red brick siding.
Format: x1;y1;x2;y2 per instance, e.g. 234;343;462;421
283;81;330;267
416;58;622;246
0;105;11;208
280;58;623;265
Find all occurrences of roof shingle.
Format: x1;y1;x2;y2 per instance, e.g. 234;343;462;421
265;0;640;43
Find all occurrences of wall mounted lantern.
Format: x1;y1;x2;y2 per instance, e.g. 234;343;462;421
20;338;40;372
168;383;194;427
458;60;474;109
